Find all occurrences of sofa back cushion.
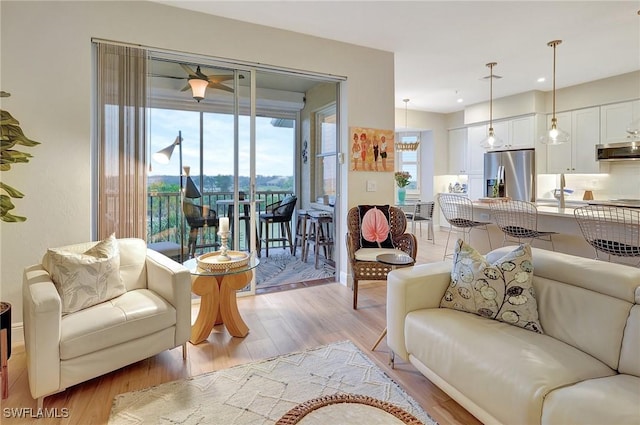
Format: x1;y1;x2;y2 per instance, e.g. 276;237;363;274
487;247;639;372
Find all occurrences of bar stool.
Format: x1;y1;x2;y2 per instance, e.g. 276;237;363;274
293;210;309;258
304;211;334;269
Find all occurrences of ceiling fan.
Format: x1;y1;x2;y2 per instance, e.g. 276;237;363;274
152;63;244;101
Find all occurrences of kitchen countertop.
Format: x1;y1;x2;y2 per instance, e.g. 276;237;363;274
473;201;577;217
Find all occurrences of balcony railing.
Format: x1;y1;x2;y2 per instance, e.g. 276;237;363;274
147;190;292;252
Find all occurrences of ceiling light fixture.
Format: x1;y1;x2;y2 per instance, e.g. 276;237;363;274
187;66;209;102
540;40;570;145
480;62;503;149
396;99;420;151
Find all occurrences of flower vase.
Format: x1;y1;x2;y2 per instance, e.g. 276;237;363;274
397;187;406;204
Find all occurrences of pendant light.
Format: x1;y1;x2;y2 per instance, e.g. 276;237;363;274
396;99;420;151
540;40;570;145
480;62;503;149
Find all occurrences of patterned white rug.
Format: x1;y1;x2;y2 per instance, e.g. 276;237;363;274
255;251;335;288
109;340;437;425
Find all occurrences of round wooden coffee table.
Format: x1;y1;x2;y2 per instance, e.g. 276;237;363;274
276;393;423;425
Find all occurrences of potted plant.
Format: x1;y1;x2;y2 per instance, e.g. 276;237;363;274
394;171;411;204
1;91;40;222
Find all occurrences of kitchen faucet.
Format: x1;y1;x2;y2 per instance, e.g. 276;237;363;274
559;173;566;209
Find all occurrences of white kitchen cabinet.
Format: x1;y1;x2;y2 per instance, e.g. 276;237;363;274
483;115;536;151
509;116;536;149
546;107;601;173
466;124;486;175
448;128;467;174
600;100;640;144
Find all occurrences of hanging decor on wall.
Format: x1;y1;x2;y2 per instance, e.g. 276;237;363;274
349;126;394;172
0;91;41;222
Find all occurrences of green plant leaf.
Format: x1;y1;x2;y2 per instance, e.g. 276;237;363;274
0;181;24;198
0;124;40;147
0;110;20;126
0;194;26;221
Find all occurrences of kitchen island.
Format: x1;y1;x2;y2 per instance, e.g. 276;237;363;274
447;200;640;267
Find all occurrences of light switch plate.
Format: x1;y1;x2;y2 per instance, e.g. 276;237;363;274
366;180;377;192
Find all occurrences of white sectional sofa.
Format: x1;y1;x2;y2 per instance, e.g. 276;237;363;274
387;246;640;425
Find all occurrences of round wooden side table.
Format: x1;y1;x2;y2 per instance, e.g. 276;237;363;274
1;301;11;399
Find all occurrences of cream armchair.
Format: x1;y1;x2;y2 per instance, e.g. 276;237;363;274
23;238;191;408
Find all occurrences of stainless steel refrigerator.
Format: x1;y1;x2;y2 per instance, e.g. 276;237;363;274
483;149;535;201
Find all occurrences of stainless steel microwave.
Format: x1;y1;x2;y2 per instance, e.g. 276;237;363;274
596;141;640;161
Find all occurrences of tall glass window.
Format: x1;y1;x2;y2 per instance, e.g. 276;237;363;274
315;104;337;200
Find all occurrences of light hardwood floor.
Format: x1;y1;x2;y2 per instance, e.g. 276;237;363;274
3;228;482;425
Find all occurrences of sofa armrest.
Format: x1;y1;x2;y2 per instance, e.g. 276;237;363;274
22;264;62;399
145;249;192;346
387;261;453;362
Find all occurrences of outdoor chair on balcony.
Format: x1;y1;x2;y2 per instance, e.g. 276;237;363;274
183;199;218;258
258;195;297;257
346;205;417;309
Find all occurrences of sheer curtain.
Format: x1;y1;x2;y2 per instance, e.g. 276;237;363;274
95;42;148;239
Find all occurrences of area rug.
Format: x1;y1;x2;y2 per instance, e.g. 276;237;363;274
255;251;335;288
109;340;437;425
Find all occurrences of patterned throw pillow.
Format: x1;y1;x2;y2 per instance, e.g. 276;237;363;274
439;239;543;334
47;234;125;314
358;205;395;249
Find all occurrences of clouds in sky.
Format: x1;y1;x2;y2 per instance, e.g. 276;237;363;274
149;108;294;177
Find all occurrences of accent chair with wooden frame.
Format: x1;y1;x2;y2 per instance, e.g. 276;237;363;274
346;205;417;309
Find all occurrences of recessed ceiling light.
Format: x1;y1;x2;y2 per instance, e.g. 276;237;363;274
457;98;464;103
537;77;546;83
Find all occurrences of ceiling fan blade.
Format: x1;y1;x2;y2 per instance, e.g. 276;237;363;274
149;73;186;80
207;82;234;93
179;63;198;78
180;84;191;92
207;74;235;83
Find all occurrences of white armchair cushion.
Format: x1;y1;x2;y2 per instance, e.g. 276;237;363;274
355;248;408;262
59;289;176;360
45;234;125;314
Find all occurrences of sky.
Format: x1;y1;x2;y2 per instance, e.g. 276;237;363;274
148;108;294;177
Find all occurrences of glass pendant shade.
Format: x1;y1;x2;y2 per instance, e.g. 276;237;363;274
626;118;640;139
188;78;209;102
540;118;570;145
481;127;504;149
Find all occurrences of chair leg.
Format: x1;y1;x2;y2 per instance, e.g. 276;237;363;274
37;396;44;411
285;222;294;254
443;225;454;260
353;279;359;309
265;221;270;257
182;342;187;361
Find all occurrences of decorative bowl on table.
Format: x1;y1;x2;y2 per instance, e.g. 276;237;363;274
196;251;250;271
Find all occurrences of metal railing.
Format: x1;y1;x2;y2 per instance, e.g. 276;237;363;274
147;190;292;252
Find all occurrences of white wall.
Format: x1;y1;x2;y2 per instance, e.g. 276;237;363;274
0;1;395;329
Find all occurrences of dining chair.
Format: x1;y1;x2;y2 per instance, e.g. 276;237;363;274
403;201;435;243
437;193;492;260
490;200;557;250
574;205;640;267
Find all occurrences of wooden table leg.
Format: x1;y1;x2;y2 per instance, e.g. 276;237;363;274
190;275;221;344
219;271;252;337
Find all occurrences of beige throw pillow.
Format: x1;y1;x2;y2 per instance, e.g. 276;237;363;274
440;239;543;334
47;234;125;314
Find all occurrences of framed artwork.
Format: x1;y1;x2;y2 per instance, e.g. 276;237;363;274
349;127;394;172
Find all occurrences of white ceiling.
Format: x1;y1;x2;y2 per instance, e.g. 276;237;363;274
155;1;640;114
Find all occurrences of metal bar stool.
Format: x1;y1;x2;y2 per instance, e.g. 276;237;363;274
304;211;334;269
293;209;309;258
